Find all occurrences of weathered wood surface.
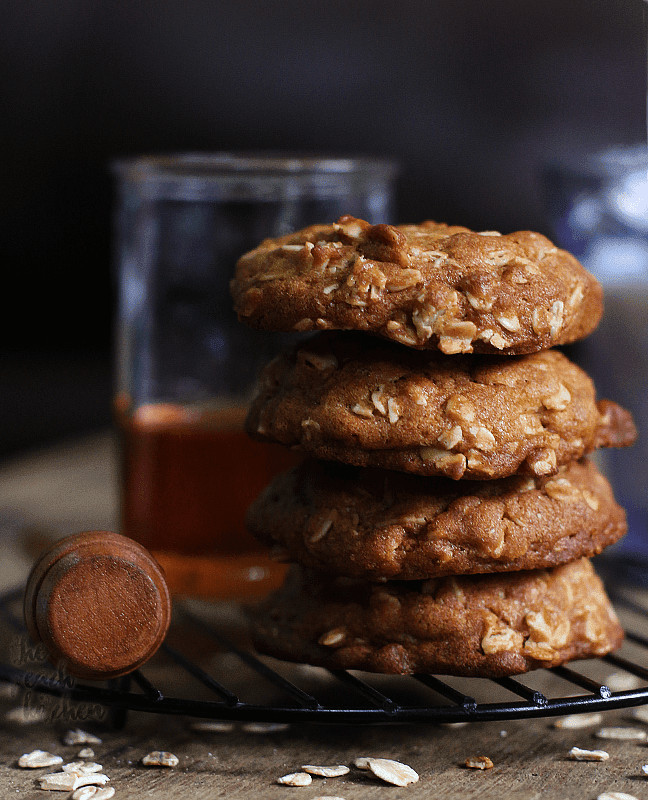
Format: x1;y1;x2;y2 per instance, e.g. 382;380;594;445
2;699;648;800
0;434;647;799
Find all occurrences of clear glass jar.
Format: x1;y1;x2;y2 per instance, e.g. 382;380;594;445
542;144;648;560
113;153;398;597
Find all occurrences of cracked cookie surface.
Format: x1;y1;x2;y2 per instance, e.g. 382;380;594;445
231;216;603;354
246;333;636;480
251;559;623;676
247;459;626;580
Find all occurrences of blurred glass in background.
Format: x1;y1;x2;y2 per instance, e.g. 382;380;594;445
113;153;398;597
543;145;648;556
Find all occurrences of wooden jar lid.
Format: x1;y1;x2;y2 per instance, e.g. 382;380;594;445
24;531;171;680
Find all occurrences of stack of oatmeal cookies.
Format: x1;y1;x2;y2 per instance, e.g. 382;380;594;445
231;216;636;677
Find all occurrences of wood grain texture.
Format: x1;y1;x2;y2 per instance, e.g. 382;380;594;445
2;699;648;800
0;433;647;799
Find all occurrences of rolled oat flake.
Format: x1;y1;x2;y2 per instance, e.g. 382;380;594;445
366;758;419;786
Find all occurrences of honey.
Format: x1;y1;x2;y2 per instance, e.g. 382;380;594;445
116;401;299;598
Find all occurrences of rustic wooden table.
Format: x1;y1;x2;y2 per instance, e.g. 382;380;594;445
1;433;647;800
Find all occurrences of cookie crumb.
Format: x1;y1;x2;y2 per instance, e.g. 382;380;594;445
465;756;494;770
141;751;179;767
70;788;96;800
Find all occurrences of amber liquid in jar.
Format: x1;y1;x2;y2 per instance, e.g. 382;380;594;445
117;400;298;598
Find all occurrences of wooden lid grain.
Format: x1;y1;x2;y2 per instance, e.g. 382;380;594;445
24;531;171;680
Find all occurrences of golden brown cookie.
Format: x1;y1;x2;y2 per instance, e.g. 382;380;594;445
246;333;636;480
231;216;603;354
251;559;623;676
246;459;626;580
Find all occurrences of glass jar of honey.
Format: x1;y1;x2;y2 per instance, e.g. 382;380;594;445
113;153;397;597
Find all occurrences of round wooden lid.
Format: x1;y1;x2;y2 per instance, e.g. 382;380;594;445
24;531;171;680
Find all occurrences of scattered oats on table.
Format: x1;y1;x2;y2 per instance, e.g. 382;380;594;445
40;771;109;791
365;758;419;786
568;746;609;761
631;706;648;724
63;729;103;746
5;705;47;724
73;773;109;788
62;760;103;774
554;712;603;729
39;772;79;792
301;765;349;777
71;787;115;800
78;748;95;759
17;750;63;769
595;727;647;741
242;721;290;734
596;793;640;800
310;796;346;800
141;750;179;767
604;672;642;692
190;720;235;733
277;772;312;786
70;788;97;800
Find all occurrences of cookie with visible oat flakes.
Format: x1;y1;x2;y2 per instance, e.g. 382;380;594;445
231;216;603;354
246;333;636;480
246;459;626;580
250;559;623;676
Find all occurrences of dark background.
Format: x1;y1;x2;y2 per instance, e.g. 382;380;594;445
1;0;645;457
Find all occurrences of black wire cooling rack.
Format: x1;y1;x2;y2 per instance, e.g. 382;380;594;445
1;556;648;728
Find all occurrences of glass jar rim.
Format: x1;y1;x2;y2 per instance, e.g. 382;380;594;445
113;151;399;182
544;143;648;178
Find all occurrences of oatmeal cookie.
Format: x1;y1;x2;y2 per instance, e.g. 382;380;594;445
246;333;636;480
231;216;603;354
247;459;626;580
251;559;623;676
